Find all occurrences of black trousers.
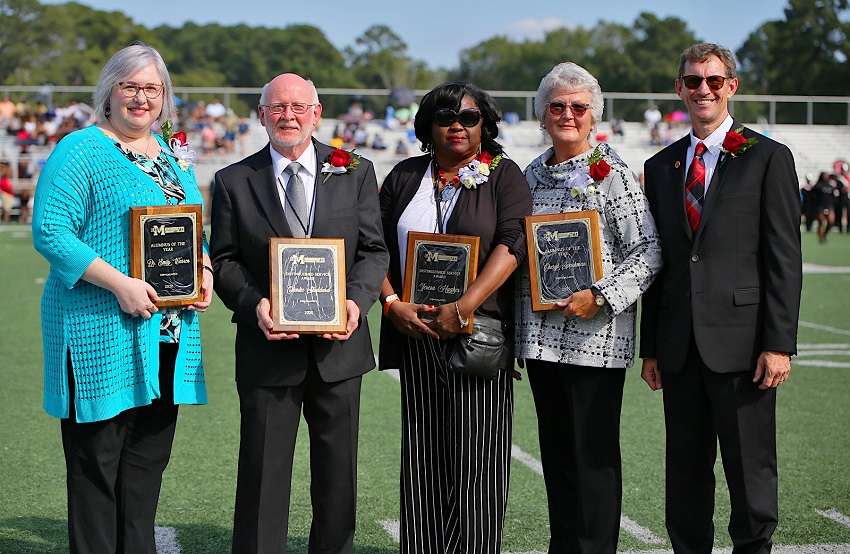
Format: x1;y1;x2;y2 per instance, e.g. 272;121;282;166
527;359;626;554
662;339;778;554
232;356;362;554
61;344;179;554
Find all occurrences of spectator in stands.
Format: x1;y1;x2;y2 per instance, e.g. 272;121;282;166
0;163;13;223
31;43;212;554
610;117;624;140
516;62;662;554
644;104;662;145
205;98;226;119
0;96;15;128
395;139;408;157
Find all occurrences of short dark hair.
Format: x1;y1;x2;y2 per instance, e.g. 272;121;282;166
678;43;737;79
413;82;503;156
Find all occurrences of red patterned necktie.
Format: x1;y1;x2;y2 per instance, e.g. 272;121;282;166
685;142;707;232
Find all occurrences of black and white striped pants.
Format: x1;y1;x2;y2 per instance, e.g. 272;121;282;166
399;335;513;554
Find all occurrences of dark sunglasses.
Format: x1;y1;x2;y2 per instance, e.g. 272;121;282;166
434;108;482;127
547;101;590;118
680;75;729;90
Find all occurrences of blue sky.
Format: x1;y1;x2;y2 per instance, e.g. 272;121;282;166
42;0;789;69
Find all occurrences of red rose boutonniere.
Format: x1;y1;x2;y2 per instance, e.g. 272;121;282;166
321;147;361;183
721;127;757;160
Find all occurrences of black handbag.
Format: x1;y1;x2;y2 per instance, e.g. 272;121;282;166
446;315;505;380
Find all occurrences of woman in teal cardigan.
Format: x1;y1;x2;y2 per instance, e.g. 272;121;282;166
32;43;212;554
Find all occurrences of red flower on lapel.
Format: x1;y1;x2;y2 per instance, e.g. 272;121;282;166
321;148;361;183
721;127;757;159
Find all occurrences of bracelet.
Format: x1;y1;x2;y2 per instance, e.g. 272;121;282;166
455;301;469;328
382;294;399;317
203;265;213;274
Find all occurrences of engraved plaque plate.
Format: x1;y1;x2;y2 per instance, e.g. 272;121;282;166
130;204;203;307
269;238;347;334
402;231;479;333
524;210;604;312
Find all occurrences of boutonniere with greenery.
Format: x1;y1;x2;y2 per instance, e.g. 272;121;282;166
321;147;361;183
160;120;196;170
566;146;609;198
457;151;502;189
721;127;757;160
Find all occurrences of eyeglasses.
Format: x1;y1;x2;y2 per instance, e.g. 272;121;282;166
547;102;590;118
261;103;315;115
434;108;482;128
680;75;729;91
118;82;164;99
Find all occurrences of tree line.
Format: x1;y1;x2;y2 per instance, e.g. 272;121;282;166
1;0;848;122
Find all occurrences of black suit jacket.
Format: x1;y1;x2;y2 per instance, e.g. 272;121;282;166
640;121;802;373
211;139;389;386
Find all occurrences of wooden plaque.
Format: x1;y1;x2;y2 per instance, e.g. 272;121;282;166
403;231;479;334
524;210;604;312
269;237;347;334
130;204;203;307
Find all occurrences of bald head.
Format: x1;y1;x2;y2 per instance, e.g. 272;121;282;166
258;73;322;158
260;73;319;105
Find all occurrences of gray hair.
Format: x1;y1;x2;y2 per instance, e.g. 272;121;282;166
259;76;320;105
534;62;604;127
93;43;176;123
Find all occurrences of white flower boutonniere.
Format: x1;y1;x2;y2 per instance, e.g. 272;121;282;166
566;147;610;198
161;120;196;170
457;152;502;189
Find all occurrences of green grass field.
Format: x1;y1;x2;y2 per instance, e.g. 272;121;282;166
1;225;848;553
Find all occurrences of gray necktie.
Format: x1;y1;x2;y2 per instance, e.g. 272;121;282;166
283;162;308;238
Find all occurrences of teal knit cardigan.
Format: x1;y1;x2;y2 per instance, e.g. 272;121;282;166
33;125;208;423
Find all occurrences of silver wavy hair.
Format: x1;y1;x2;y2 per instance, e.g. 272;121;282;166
534;62;604;127
93;43;176;123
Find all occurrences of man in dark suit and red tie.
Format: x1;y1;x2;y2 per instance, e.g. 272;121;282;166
640;43;802;554
211;73;389;553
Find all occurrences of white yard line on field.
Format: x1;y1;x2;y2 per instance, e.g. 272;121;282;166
620;516;666;545
802;263;850;274
794;360;850;368
154;526;181;554
378;519;401;542
817;509;850;530
621;547;850;554
799;321;850;337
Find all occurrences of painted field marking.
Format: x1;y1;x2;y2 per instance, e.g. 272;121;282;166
511;444;543;476
799;321;850;337
378;519;400;542
154;526;181;553
620;547;850;554
798;344;850;349
802;263;850;274
620;515;666;545
816;509;850;530
795;360;850;368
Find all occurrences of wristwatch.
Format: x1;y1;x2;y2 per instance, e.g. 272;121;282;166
590;286;606;307
382;294;399;317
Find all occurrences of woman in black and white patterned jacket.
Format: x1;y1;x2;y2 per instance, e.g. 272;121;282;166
514;62;663;554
